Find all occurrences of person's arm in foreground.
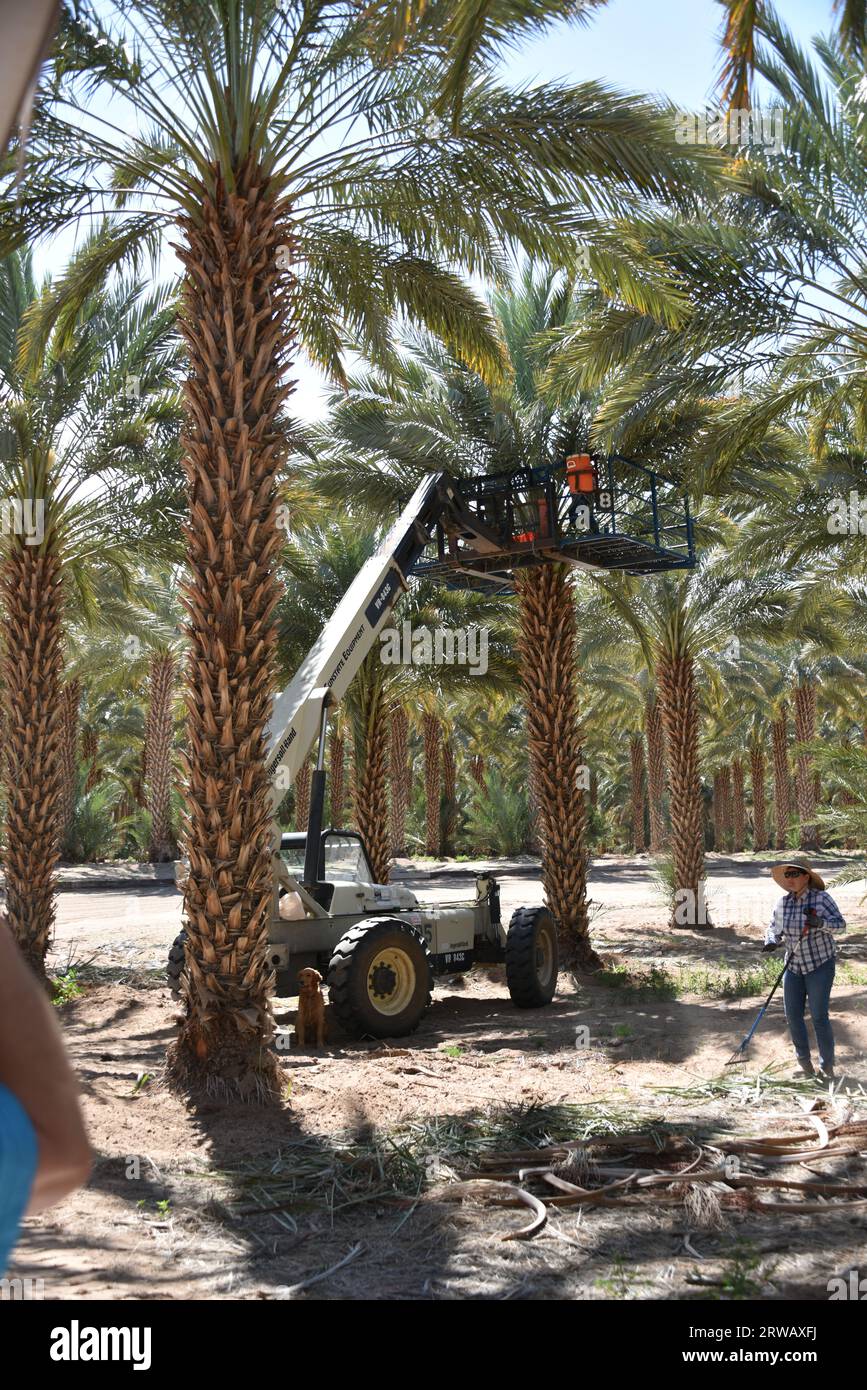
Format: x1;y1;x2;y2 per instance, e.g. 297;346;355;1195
0;916;91;1213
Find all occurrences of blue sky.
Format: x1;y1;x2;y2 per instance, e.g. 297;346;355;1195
507;0;829;107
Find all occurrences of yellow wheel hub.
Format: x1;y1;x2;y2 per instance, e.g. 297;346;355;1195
367;946;415;1015
535;927;554;984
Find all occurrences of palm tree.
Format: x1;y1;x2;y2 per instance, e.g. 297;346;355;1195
389;703;410;856
717;1;865;110
293;756;312;833
58;677;82;845
67;573;185;862
312;271;613;964
422;709;443;857
750;740;769;849
547;16;867;525
441;727;459;855
644;688;667;853
515;560;596;964
595;551;792;923
629;733;646;853
328;711;348;828
13;0;712;1090
0;248;179;975
793;672;819;849
771;701;792;849
350;648;392;880
731;755;746;852
143;648;178;861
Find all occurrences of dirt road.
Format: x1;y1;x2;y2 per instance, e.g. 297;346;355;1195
51;851;867;972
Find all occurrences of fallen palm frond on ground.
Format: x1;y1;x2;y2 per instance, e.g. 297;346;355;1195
428;1100;867;1240
189;1101;650;1225
143;1096;867;1248
651;1064;867;1105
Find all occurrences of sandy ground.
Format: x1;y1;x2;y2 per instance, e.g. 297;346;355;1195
10;852;867;1301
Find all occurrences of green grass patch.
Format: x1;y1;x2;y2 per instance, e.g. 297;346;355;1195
596;963;679;1001
51;969;84;1007
596;955;867;1003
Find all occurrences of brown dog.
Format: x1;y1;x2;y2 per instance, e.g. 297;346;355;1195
296;968;326;1049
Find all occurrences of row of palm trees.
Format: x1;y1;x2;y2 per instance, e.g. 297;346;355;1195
0;0;865;1097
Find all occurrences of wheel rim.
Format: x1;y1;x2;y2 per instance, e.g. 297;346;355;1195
367;946;416;1015
535;923;555;987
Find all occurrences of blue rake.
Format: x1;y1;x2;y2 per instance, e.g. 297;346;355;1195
725;924;811;1067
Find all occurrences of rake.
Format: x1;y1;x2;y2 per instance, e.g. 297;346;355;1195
725;920;813;1067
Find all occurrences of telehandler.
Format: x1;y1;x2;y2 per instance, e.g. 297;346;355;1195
168;458;693;1037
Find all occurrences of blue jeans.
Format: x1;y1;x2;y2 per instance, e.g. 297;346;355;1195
783;958;835;1068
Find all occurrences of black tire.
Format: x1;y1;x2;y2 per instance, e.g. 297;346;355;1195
166;929;187;998
327;917;433;1038
506;906;559;1008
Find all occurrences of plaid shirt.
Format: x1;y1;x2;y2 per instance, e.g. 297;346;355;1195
764;888;846;975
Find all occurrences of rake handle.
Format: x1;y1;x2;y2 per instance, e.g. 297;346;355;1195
727;922;811;1062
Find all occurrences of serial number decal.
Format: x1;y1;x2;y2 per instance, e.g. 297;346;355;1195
364;569;401;628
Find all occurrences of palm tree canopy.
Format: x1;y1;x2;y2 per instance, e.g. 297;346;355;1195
0;243;183;621
5;0;720;388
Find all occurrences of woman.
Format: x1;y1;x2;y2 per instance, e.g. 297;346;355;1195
763;856;846;1080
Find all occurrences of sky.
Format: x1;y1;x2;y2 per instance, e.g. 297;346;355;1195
507;0;829;108
34;0;833;421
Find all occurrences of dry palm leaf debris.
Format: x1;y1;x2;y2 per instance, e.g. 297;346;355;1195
179;1100;867;1243
431;1104;867;1241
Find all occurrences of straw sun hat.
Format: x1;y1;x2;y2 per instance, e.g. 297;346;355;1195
770;854;825;892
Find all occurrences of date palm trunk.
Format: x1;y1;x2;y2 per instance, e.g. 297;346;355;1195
329;727;346;827
59;677;81;849
469;752;485;791
351;658;390;884
793;680;819;850
442;735;458;855
731;756;746;853
82;726;102;792
145;652;177;862
712;769;723;850
168;164;292;1098
1;530;65;978
294;759;311;832
422;712;441;857
750;743;768;851
629;734;646;854
389;704;409;856
516;565;599;969
718;764;733;852
645;689;666;853
771;705;791;849
657;651;707;927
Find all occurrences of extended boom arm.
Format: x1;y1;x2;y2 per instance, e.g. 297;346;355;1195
265;472;469;810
